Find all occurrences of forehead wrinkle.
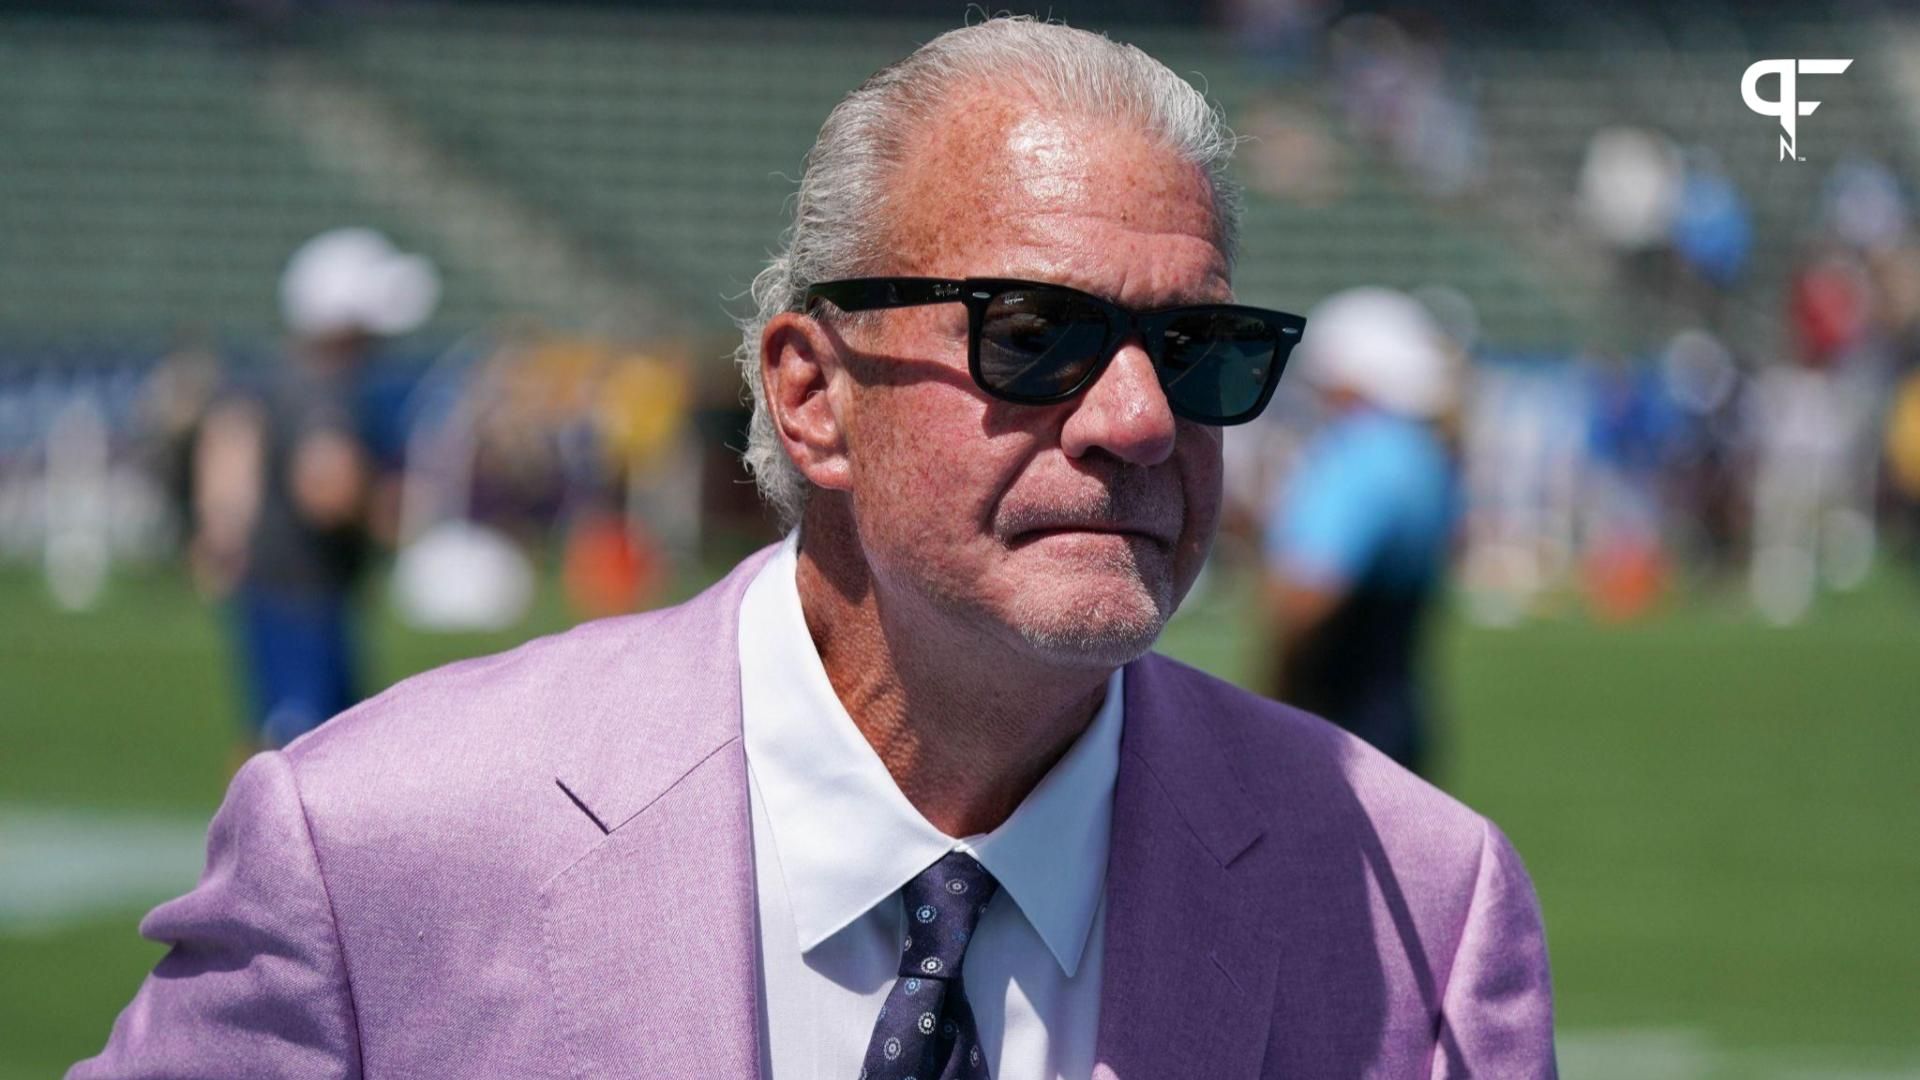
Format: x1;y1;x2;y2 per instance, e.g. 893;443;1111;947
998;212;1232;307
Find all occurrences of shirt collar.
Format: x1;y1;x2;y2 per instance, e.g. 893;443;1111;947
738;531;1122;978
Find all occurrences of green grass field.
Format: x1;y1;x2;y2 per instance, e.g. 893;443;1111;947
3;554;1917;1078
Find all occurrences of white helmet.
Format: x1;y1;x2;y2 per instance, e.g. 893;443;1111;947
1298;287;1454;418
279;227;440;338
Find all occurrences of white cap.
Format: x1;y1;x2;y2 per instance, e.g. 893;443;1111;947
1577;126;1682;251
1298;287;1454;418
279;227;440;338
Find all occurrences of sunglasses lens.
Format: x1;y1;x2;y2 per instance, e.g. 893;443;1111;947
1155;312;1282;422
977;288;1112;400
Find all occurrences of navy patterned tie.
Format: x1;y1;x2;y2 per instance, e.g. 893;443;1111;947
858;852;998;1080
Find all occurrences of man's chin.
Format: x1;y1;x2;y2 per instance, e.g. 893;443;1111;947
999;574;1172;670
1014;623;1162;670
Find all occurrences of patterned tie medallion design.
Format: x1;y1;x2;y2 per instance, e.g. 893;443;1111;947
857;851;998;1080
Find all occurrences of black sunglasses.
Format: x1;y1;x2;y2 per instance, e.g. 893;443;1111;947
803;277;1305;426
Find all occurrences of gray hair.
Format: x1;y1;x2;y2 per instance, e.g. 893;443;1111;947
732;16;1242;530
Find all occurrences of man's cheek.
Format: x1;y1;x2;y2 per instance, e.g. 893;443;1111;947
851;413;959;539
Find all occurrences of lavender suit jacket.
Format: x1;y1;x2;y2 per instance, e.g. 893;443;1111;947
73;545;1555;1078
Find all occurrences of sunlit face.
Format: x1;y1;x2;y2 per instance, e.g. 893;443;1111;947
829;94;1230;669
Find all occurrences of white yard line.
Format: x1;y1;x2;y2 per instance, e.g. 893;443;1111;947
1560;1027;1920;1079
0;805;207;935
1558;1026;1720;1079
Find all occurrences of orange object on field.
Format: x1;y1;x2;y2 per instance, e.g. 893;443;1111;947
562;514;665;619
1583;535;1667;622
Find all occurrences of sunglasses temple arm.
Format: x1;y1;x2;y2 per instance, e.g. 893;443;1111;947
807;279;966;313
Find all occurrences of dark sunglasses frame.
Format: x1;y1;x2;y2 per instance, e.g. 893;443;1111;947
803;276;1305;425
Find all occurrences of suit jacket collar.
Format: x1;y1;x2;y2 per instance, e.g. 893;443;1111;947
539;546;1284;1078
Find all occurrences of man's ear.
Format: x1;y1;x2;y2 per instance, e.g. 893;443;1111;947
761;311;853;492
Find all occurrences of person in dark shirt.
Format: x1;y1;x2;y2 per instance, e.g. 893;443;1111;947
1264;287;1461;776
193;228;436;751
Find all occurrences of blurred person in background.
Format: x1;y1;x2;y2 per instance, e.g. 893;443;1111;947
1668;148;1752;333
1577;124;1682;339
1657;328;1747;580
1749;237;1886;625
192;227;437;753
1873;242;1920;572
1264;287;1461;776
1579;353;1674;622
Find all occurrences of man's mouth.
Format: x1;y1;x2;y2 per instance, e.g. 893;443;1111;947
1009;523;1171;546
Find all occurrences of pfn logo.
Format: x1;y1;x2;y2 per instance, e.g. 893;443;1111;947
1742;58;1853;161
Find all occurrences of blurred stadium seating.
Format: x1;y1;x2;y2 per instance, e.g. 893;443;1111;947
0;5;1616;348
0;14;502;338
5;6;1906;355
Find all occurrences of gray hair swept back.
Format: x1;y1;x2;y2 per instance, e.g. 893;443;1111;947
732;16;1242;531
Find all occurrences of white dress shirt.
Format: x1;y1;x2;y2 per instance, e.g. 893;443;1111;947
738;531;1121;1080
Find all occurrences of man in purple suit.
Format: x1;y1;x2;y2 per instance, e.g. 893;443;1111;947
75;17;1554;1080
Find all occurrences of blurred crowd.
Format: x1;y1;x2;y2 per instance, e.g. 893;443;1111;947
1216;6;1920;631
1202;2;1920;768
1558;137;1920;626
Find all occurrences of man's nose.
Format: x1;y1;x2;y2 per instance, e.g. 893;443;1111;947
1058;341;1177;467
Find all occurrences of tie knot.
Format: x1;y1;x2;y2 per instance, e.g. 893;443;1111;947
896;851;998;980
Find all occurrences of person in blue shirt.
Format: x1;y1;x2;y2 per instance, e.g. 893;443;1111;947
1264;287;1461;776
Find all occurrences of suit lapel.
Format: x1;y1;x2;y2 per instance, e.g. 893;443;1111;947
1095;654;1284;1080
542;741;762;1079
539;546;778;1080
